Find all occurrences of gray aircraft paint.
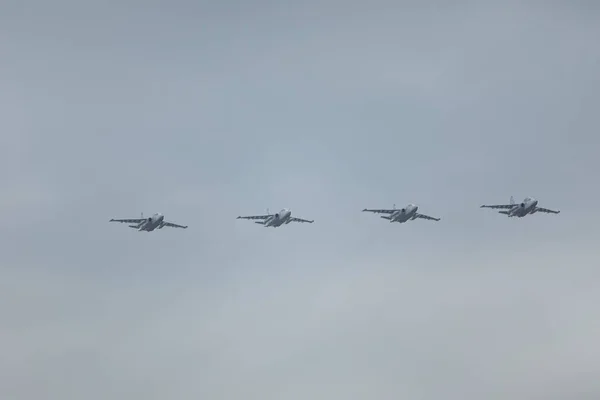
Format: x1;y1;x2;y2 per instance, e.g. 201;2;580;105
362;204;441;223
109;213;188;231
480;197;560;218
132;213;165;231
237;208;314;227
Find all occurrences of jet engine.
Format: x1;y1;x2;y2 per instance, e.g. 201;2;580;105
520;203;525;208
148;217;152;222
275;213;279;219
401;208;406;213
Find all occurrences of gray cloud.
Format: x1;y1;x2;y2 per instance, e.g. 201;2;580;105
1;1;599;399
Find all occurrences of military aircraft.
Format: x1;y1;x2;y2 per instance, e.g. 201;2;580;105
236;208;314;227
362;203;440;223
109;212;188;231
480;196;560;218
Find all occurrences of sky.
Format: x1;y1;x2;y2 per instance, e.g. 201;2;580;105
1;1;600;399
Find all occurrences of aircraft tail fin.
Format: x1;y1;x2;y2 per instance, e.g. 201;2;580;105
510;196;515;205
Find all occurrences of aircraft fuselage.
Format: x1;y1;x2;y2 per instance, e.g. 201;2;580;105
135;213;165;231
263;209;292;227
505;197;539;217
389;204;419;223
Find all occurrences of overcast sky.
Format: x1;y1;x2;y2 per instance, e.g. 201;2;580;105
1;1;600;399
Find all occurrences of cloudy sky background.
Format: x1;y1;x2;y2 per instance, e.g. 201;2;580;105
2;1;600;399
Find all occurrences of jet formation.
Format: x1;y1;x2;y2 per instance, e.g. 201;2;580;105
108;196;560;232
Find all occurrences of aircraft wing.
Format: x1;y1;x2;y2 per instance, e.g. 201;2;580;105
237;214;271;220
110;218;145;224
480;204;515;209
414;213;440;221
162;221;188;229
362;208;395;214
535;207;560;214
289;217;314;223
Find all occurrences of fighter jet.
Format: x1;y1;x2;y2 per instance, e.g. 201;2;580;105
236;208;314;227
362;203;440;223
480;196;560;218
109;212;188;231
